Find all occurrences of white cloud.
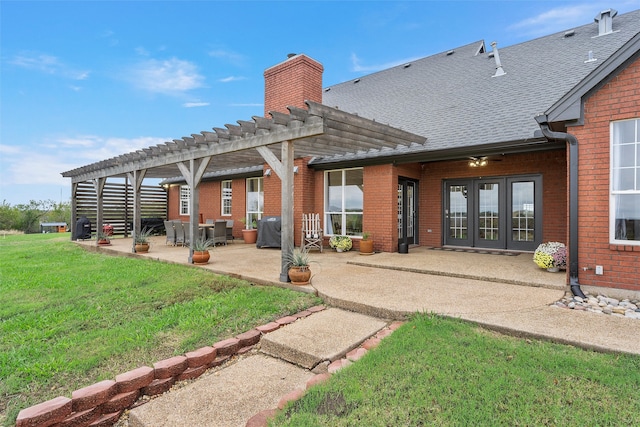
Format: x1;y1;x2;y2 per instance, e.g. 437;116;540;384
8;52;90;80
219;76;246;83
208;49;246;66
183;102;210;108
127;58;205;95
507;3;612;37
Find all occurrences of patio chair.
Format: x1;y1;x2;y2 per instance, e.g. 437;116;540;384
207;219;228;246
174;221;185;246
301;213;323;252
182;222;191;246
226;220;234;241
164;220;176;246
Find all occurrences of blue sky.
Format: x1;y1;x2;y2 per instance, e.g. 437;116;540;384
2;0;639;206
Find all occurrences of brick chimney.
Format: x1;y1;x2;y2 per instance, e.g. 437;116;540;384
263;53;323;117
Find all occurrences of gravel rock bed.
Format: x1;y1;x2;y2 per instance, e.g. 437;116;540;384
554;293;640;320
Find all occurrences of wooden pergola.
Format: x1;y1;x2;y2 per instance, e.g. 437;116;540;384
62;101;427;282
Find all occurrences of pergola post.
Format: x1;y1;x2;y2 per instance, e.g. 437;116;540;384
127;169;147;253
177;157;212;263
70;182;78;240
92;178;106;245
280;141;294;282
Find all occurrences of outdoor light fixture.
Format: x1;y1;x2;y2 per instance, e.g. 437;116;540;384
293;166;299;174
469;157;488;167
264;168;272;177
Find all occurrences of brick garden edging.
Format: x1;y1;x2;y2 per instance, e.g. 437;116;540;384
244;319;406;427
15;305;327;427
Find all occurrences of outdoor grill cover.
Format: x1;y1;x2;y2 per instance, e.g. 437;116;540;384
256;216;281;248
75;216;92;240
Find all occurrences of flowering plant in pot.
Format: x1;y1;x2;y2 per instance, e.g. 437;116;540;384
329;235;352;252
97;232;111;245
533;242;567;271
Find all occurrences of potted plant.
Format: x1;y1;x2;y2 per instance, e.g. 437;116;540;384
191;237;214;265
97;231;111;245
359;232;374;255
329;235;352;252
239;217;258;244
533;242;567;272
134;227;153;253
285;248;313;285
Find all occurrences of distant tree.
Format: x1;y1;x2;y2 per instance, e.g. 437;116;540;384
0;200;20;231
16;200;55;233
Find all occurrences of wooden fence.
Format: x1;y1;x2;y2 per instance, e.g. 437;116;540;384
74;181;167;237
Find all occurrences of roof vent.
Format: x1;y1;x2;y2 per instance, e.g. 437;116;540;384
353;78;360;84
324;87;331;92
403;63;412;68
584;50;597;63
446;50;455;56
287;53;297;58
594;9;617;36
490;41;506;77
564;30;575;38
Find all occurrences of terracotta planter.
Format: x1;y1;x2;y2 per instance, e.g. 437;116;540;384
192;250;210;265
98;239;110;246
288;267;311;285
242;229;257;244
135;243;149;253
359;239;374;255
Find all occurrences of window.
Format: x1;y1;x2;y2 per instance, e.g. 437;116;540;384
246;177;263;225
180;185;190;216
325;168;363;236
611;118;640;244
221;180;232;216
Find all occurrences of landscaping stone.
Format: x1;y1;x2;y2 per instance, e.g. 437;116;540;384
57;407;100;427
184;346;217;368
556;292;640;322
101;390;140;413
208;355;231;368
306;373;331;389
275;315;298;325
88;410;122;427
115;366;154;393
142;377;175;396
245;409;277;427
71;380;116;412
153;356;188;379
346;347;367;362
277;388;305;409
235;329;261;347
177;365;207;382
213;338;240;356
16;396;72;427
255;322;280;334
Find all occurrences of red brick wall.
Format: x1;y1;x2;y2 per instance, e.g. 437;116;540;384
568;56;640;293
419;150;568;248
264;54;323;116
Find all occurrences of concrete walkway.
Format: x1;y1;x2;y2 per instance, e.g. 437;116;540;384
78;238;639;427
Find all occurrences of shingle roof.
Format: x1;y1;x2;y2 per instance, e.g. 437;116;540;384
322;9;640;156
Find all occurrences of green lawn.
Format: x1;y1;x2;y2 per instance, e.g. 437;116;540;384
0;233;321;426
272;313;640;426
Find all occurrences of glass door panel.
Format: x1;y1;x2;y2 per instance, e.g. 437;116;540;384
507;177;541;251
476;180;505;248
445;183;471;246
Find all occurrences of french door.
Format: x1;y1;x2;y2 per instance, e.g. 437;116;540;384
444;176;541;251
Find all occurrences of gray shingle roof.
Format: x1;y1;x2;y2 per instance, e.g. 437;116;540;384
322;9;640;156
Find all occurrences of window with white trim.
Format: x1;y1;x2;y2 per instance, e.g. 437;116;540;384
246;177;263;226
221;180;232;216
180;185;190;216
325;168;363;236
611;118;640;244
